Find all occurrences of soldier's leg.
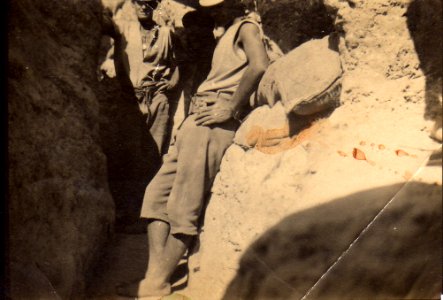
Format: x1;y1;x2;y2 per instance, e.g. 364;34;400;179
148;93;170;156
120;115;238;297
117;147;179;297
167;114;239;235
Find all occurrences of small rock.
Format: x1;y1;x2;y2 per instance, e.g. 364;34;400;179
353;148;367;160
395;149;409;157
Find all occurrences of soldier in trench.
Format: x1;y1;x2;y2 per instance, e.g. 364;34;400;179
103;0;181;157
116;0;270;297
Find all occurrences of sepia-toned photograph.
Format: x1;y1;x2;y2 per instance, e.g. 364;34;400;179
7;0;442;299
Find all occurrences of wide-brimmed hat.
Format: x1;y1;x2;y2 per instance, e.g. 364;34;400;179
199;0;224;7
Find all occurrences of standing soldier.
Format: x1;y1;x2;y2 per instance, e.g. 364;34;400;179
117;0;270;297
104;0;180;157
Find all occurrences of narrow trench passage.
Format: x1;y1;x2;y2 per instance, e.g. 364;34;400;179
86;72;186;298
86;41;162;299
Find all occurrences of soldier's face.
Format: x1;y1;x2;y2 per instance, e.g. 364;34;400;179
132;0;158;22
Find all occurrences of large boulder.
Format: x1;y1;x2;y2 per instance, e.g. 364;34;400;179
257;35;342;115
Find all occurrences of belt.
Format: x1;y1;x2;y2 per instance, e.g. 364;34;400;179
189;91;233;115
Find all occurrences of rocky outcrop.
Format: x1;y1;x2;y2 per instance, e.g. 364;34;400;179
8;0;114;298
185;0;442;299
253;0;336;53
326;0;441;116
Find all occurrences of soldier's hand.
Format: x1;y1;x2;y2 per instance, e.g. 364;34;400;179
155;81;169;92
194;102;235;126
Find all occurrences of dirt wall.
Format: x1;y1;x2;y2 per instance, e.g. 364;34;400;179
325;0;442;119
8;0;115;298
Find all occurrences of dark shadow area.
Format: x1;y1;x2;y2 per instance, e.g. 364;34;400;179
85;233;149;297
223;181;442;300
406;0;442;123
96;27;171;232
427;146;442;166
254;0;336;53
170;260;189;292
85;231;189;297
170;0;199;9
9;261;61;300
97;71;161;232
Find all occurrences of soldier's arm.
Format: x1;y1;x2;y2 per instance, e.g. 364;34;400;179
195;22;269;126
230;22;269;112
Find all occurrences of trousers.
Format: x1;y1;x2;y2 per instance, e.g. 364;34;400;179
140;110;239;235
144;92;179;156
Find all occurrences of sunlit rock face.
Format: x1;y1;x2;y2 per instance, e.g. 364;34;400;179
324;0;442;115
8;0;114;298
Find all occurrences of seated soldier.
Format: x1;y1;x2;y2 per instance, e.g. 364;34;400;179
117;0;269;297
